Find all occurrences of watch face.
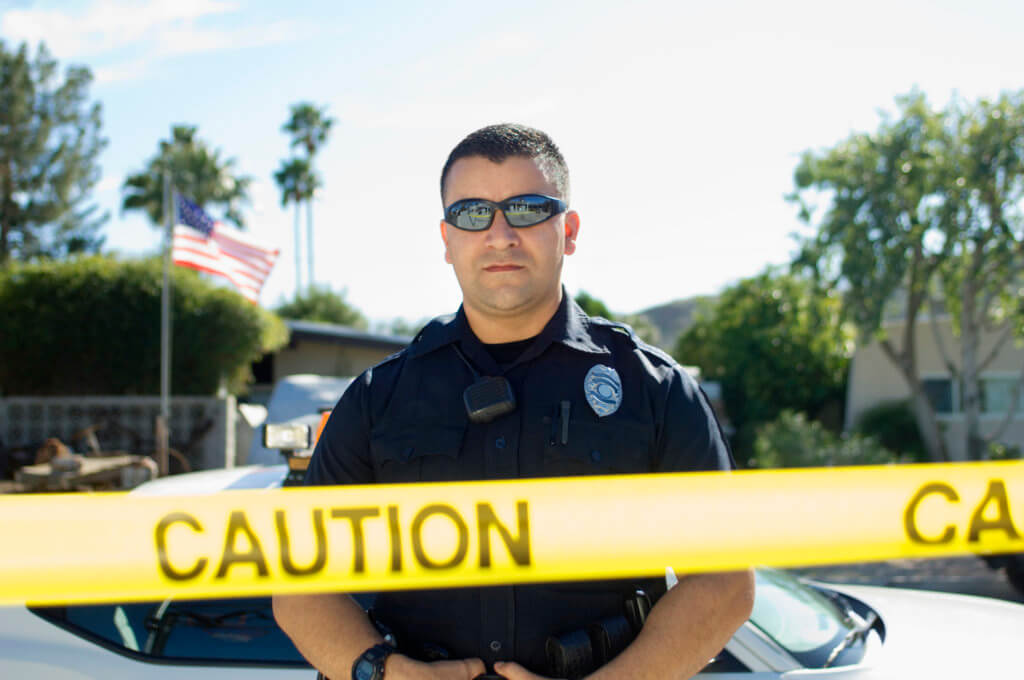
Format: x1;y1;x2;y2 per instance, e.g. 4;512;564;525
354;658;375;680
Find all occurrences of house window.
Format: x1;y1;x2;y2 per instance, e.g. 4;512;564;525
981;377;1024;414
922;377;954;414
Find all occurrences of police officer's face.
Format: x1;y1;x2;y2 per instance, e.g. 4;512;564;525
440;155;579;332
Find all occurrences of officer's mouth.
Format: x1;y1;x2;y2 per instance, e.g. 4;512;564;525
483;264;525;272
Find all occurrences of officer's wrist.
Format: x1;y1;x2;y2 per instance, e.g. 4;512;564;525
382;651;414;679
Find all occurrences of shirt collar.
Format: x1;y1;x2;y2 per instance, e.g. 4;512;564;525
407;286;610;361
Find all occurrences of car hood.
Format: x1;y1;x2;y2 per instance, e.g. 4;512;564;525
808;583;1024;678
130;464;286;495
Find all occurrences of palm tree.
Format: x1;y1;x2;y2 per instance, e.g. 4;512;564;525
122;125;251;227
281;103;334;286
283;103;334;157
273;157;319;294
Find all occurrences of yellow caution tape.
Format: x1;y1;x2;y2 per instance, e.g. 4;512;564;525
1;461;1023;606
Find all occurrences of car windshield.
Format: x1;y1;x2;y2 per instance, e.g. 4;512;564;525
749;568;869;668
30;597;308;666
30;591;377;666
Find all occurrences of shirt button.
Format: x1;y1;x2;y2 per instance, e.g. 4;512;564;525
591;450;601;462
495;437;506;449
490;640;502;652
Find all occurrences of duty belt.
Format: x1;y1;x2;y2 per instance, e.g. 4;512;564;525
366;589;651;680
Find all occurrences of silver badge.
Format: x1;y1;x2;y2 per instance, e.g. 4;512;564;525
584;364;622;417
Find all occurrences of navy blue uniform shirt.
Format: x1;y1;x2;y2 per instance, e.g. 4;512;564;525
305;291;734;673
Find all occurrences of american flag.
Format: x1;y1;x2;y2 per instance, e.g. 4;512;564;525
172;195;279;304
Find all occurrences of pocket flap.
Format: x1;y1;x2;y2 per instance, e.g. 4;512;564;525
546;420;651;473
371;425;465;464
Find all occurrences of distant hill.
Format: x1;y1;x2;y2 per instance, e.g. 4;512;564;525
632;295;715;350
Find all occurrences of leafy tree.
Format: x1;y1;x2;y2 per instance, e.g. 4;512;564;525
0;41;107;266
0;256;288;395
932;93;1024;459
673;270;851;456
278;102;334;289
574;290;614;318
275;285;367;330
122;125;251;228
791;90;1024;461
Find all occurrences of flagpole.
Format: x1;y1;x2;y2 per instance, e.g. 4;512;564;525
158;171;173;477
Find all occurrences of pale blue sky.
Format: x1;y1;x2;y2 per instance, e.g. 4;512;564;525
3;0;1024;326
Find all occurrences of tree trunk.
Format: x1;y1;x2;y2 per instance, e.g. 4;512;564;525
294;201;302;295
306;197;314;289
879;334;950;463
908;384;950;462
960;278;985;460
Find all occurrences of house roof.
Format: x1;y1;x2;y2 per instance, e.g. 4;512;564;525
285;319;412;351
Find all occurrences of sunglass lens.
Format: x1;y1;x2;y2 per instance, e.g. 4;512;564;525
504;195;552;227
449;200;494;230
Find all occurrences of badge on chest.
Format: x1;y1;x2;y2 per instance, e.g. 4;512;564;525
584;364;622;417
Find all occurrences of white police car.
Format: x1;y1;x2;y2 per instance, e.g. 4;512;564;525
2;462;1023;678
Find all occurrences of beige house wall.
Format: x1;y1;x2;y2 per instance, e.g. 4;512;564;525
846;317;1024;460
273;340;395;382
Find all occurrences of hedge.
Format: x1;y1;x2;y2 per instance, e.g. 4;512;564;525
0;256;288;395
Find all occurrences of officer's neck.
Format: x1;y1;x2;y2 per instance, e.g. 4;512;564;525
463;289;561;344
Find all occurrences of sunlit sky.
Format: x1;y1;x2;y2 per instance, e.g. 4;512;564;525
3;0;1023;326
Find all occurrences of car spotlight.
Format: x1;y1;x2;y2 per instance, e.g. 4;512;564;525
262;423;312;451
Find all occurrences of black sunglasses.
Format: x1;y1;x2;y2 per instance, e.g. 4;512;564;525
444;193;568;231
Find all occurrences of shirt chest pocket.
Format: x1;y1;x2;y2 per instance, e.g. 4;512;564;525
370;425;466;483
543;420;652;477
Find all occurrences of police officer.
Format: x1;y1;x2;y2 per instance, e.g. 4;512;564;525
273;124;754;680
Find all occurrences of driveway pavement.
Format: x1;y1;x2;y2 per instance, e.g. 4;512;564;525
790;556;1024;604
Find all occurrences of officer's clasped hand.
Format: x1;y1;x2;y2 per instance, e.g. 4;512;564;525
490;661;563;680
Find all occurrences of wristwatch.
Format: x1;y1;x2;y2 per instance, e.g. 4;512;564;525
352;643;395;680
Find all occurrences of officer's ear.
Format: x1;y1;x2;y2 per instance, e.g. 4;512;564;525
440;220;452;264
563;211;580;256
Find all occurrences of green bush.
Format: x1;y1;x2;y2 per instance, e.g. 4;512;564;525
988;441;1022;460
673;271;851;461
754;410;900;468
854;400;928;462
0;256;288;395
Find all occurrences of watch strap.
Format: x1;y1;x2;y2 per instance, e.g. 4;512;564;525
352;642;394;680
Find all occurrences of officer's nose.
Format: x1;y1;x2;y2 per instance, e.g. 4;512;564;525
484;211;520;250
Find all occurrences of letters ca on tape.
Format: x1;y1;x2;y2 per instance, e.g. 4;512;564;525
1;461;1023;605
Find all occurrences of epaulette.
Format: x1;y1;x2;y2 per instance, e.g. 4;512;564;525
411;313;456;344
358;346;407;388
634;339;678;367
377;348;407;366
589;316;677;366
589;315;640;342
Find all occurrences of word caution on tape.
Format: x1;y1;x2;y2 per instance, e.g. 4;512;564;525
1;461;1023;605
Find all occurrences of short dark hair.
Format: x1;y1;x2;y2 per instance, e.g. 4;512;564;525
440;123;570;203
